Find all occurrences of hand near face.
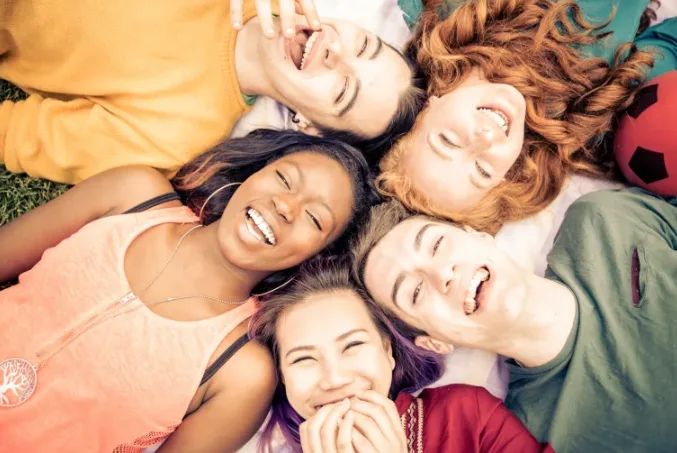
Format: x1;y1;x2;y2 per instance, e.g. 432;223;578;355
347;391;407;453
231;0;321;39
299;392;407;452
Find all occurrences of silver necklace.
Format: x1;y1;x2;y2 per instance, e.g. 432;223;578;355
0;223;248;408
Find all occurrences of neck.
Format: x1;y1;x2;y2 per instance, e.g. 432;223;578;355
495;274;577;368
234;19;279;100
172;222;270;301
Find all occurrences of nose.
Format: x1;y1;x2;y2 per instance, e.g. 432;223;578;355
427;260;456;294
272;193;299;223
470;113;501;152
323;40;350;71
318;359;353;392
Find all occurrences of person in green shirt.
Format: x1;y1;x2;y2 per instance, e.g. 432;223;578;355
376;0;677;235
352;188;677;453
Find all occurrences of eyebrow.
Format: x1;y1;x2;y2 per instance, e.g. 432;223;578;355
338;79;361;118
287;160;338;230
284;328;368;359
391;223;434;306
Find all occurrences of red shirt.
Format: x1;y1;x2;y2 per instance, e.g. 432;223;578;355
395;384;555;453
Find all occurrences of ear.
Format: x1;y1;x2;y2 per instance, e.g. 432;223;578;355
294;112;322;136
382;337;396;370
414;336;454;355
462;225;492;241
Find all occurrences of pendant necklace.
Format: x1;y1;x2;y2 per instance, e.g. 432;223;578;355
0;224;248;408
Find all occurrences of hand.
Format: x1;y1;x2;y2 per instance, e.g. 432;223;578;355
231;0;321;39
300;398;352;453
347;391;408;453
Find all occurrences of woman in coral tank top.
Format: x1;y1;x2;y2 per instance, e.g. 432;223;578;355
0;129;378;453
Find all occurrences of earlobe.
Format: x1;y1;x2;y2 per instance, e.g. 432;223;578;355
414;336;454;355
293;112;321;136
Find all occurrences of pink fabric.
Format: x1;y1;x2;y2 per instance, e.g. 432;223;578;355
0;207;256;452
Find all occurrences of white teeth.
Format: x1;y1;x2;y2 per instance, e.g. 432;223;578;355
478;108;509;133
300;31;319;70
464;267;490;315
247;208;277;245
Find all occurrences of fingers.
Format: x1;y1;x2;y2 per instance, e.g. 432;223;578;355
337;410;356;453
300;400;350;453
254;0;276;38
295;0;321;30
351;411;388;452
321;399;352;453
280;0;297;39
350;427;378;453
354;391;406;444
231;0;244;30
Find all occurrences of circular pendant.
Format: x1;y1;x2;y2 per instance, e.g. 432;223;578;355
0;358;38;408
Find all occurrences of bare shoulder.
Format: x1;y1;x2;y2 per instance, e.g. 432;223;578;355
96;165;179;215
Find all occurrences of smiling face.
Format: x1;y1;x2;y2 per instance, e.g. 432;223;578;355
363;216;529;349
259;19;412;139
217;151;353;272
277;290;395;420
401;68;526;212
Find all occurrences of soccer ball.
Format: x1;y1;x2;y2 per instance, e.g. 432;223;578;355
614;70;677;196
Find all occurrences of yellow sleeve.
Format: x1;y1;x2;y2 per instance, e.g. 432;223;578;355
0;95;185;184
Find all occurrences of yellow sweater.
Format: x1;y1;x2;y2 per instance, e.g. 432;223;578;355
0;0;257;183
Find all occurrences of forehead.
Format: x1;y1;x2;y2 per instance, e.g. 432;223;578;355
276;290;375;349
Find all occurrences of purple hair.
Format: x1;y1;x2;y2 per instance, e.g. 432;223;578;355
249;257;446;453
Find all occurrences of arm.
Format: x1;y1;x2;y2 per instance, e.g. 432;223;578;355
157;340;277;453
635;17;677;79
475;388;554;453
0;94;184;184
0;165;176;283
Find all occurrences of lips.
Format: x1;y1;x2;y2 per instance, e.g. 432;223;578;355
463;266;490;315
245;207;277;246
289;27;323;70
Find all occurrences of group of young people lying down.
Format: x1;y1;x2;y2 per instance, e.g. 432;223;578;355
1;0;676;452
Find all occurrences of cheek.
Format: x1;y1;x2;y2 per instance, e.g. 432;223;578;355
283;368;317;416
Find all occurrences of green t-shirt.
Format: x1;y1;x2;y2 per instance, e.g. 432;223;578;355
505;188;677;453
397;0;676;79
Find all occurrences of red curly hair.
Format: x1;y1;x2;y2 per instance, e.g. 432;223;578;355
378;0;655;234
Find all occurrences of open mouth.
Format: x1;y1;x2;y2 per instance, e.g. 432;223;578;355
289;28;323;70
478;107;510;135
464;267;490;315
245;208;277;246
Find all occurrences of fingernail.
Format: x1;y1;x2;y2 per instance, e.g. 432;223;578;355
285;27;294;36
233;21;242;29
266;27;275;36
312;20;321;28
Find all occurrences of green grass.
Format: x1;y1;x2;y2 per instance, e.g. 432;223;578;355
0;79;69;227
0;80;69;289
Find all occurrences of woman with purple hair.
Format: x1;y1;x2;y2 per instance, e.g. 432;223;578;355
250;258;554;453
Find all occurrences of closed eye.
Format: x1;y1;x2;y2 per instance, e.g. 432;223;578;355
412;281;422;305
343;341;365;352
276;170;291;189
307;211;323;231
291;356;314;365
335;77;349;104
358;36;368;57
475;161;491;179
440;133;458;148
433;236;443;256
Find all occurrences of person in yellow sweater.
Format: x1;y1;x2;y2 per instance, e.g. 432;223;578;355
0;0;420;184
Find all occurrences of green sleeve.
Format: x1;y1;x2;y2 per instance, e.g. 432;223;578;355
635;17;677;80
397;0;424;30
575;0;650;63
396;0;650;65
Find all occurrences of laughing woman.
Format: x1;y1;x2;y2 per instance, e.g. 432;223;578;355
379;0;677;233
0;129;378;453
250;259;554;453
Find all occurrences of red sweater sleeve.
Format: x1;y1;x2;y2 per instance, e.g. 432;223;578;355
475;387;555;453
